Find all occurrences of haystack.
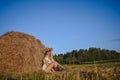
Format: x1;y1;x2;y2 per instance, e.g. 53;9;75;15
0;31;46;75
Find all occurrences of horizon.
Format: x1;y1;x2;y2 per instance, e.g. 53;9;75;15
0;0;120;54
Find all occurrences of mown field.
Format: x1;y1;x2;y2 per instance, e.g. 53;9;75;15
0;62;120;80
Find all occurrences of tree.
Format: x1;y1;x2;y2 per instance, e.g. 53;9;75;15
54;47;120;64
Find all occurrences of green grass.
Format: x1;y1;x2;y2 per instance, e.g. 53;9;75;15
64;61;120;69
0;62;120;80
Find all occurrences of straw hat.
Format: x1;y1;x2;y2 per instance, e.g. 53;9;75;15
45;48;53;53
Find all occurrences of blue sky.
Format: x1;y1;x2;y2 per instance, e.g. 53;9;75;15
0;0;120;54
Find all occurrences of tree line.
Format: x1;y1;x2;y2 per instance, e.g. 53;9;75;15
53;47;120;64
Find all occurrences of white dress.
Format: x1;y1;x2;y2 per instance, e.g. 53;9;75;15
42;57;54;70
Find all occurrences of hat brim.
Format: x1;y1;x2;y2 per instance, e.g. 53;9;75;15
45;48;53;52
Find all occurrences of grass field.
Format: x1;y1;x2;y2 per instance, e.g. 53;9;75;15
64;62;120;80
0;62;120;80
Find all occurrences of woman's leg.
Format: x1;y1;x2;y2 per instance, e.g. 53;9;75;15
45;62;58;72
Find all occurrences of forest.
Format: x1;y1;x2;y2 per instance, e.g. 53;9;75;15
54;47;120;64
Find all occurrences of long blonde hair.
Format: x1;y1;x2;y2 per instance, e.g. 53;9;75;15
48;51;53;60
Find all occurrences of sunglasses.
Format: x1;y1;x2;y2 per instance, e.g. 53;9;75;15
46;50;51;52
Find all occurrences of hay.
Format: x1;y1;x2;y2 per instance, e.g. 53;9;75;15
0;31;46;75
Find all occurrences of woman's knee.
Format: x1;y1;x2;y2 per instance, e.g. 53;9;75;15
52;62;58;67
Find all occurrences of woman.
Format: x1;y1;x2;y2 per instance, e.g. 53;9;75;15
42;48;64;72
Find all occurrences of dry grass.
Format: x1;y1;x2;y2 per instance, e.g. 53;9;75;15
0;62;119;80
0;31;46;75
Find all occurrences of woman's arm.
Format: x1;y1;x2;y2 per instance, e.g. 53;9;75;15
52;58;64;69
